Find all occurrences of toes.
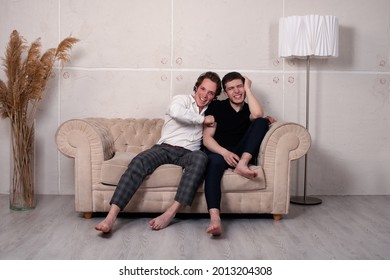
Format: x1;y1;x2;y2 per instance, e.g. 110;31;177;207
95;222;112;233
206;224;222;236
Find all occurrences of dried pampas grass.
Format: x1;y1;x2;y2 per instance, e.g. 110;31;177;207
0;30;79;121
0;30;79;209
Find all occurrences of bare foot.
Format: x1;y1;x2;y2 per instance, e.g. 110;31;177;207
207;208;222;236
95;204;120;233
148;211;175;230
234;161;257;179
95;218;115;233
206;219;222;236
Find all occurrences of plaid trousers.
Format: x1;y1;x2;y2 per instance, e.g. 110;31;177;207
110;143;208;210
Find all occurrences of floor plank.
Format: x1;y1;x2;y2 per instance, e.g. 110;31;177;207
0;194;389;260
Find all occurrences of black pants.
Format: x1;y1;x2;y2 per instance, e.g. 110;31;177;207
204;118;269;210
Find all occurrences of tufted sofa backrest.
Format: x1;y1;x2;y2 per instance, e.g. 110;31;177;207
108;118;164;153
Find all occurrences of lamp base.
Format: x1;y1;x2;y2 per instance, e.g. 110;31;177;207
290;196;322;205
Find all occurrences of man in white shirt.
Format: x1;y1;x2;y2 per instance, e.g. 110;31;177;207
95;72;221;233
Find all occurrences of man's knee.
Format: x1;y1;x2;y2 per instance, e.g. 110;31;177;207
128;154;144;168
207;153;226;170
191;150;208;164
253;117;270;128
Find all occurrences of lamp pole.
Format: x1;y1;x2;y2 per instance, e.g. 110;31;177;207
290;56;322;205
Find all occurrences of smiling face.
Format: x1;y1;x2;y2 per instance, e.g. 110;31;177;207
224;78;246;106
194;78;217;111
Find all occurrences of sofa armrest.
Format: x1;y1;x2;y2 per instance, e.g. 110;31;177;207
55;118;115;212
259;121;311;214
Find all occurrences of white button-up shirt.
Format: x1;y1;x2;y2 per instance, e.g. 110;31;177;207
157;94;206;151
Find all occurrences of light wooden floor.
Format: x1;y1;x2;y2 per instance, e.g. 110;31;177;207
0;194;389;260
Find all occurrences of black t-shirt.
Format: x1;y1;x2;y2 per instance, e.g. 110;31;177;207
205;99;251;147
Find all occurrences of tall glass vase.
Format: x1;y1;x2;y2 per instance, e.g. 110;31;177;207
9;118;35;210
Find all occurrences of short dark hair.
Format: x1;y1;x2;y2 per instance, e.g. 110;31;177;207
222;72;244;92
193;71;222;98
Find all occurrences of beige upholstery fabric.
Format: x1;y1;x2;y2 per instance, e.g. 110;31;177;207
56;118;311;218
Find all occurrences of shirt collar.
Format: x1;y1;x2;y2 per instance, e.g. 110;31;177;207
190;94;208;115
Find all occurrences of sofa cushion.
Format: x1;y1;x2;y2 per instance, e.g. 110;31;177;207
101;152;138;185
101;152;183;188
101;151;266;192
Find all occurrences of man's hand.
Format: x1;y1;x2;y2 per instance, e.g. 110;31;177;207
204;115;215;127
244;76;252;92
222;150;240;167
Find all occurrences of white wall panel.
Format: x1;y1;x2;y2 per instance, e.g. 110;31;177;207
60;70;171;120
0;0;58;46
60;0;171;68
307;73;390;195
173;0;283;70
35;70;61;195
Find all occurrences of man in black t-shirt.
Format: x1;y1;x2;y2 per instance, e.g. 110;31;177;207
203;71;274;236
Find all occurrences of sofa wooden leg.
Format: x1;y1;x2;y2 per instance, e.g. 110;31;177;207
273;214;282;221
83;212;93;219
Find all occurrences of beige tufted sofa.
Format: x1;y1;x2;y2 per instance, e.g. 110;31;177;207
55;118;311;221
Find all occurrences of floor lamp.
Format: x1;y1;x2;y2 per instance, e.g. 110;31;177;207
278;15;339;205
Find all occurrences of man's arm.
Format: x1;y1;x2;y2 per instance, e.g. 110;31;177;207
203;124;240;167
244;77;264;120
168;95;204;124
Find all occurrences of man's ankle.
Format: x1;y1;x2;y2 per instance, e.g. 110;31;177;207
209;208;220;219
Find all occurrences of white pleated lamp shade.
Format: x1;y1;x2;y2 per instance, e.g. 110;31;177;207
279;15;339;58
